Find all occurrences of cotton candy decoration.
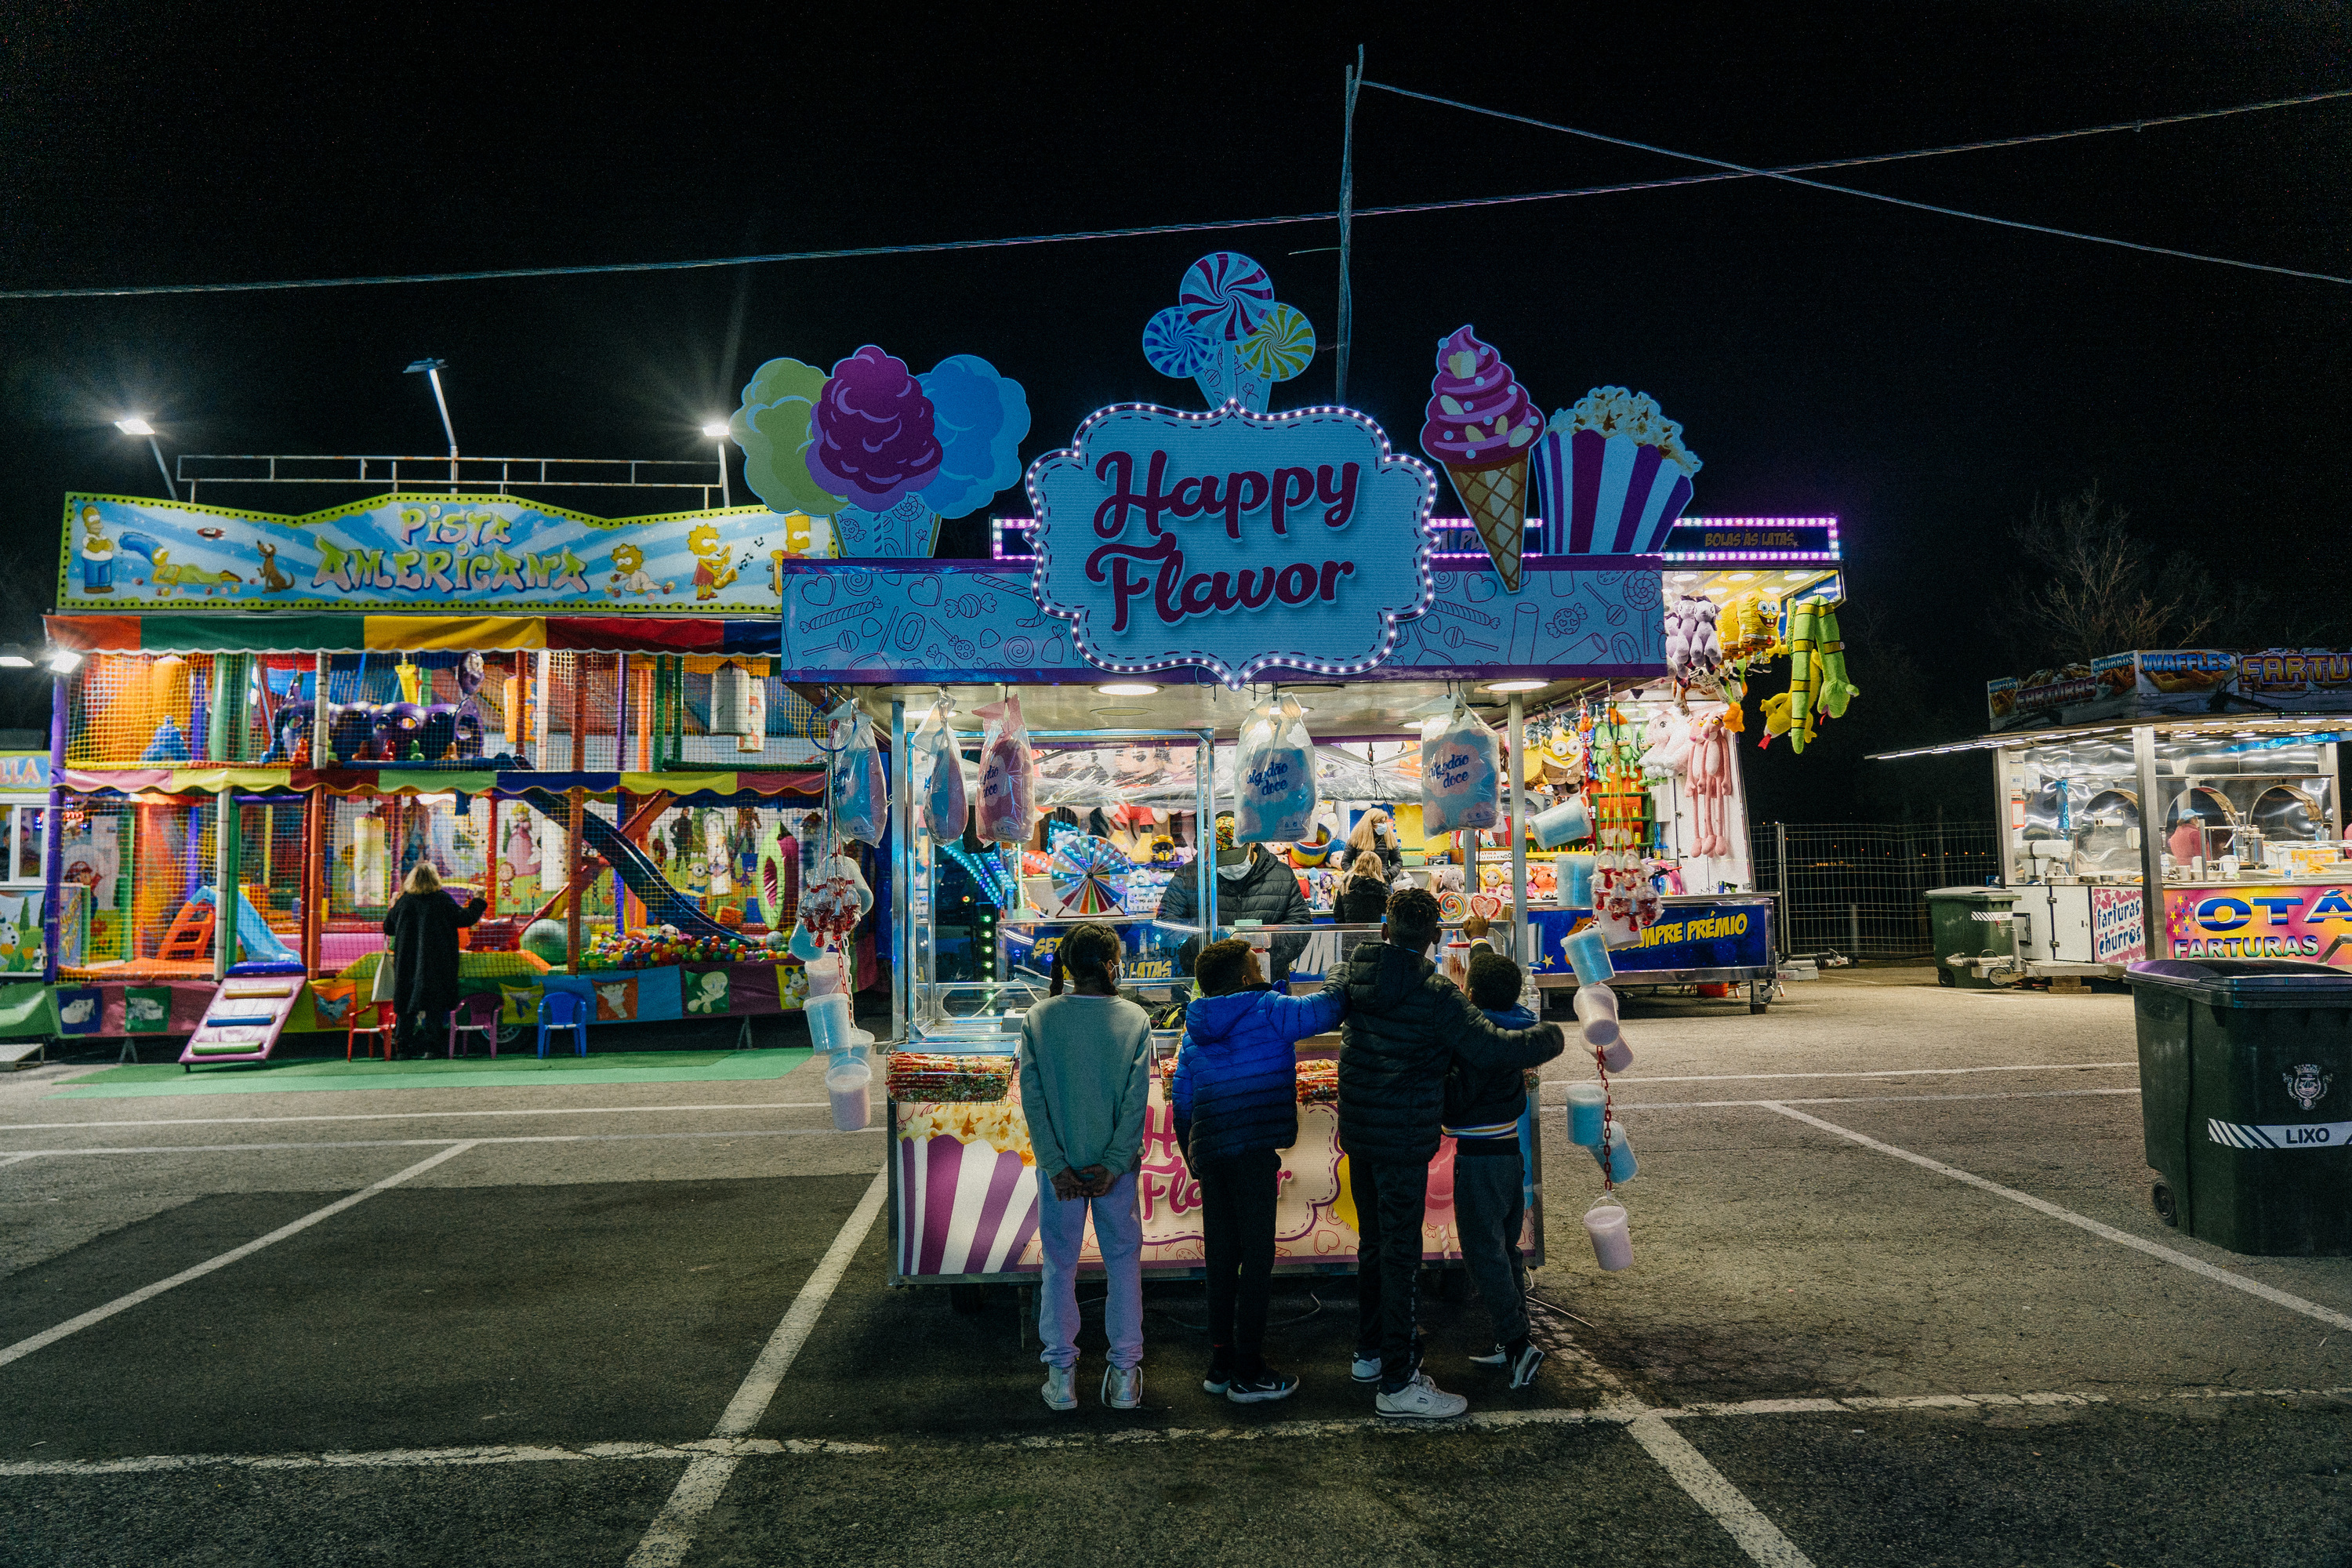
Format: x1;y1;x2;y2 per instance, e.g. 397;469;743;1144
973;695;1036;847
826;703;887;846
1233;696;1319;843
913;703;969;841
1421;699;1502;835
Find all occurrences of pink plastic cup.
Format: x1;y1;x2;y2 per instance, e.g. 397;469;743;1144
1584;1203;1632;1272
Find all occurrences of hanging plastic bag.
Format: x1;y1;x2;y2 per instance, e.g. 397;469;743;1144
1233;696;1319;844
973;695;1036;847
913;702;968;842
825;702;887;846
1420;696;1501;836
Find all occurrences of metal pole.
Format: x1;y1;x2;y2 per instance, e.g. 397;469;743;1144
715;440;732;508
1333;45;1363;406
890;697;909;1046
146;437;177;502
1508;693;1526;963
41;673;65;985
1196;727;1215;941
426;366;459;493
2132;723;2165;960
214;790;242;980
1775;820;1789;958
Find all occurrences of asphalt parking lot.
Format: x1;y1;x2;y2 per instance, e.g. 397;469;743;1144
2;967;2348;1566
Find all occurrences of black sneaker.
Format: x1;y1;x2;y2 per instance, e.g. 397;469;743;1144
1227;1366;1300;1405
1203;1348;1234;1395
1506;1340;1545;1390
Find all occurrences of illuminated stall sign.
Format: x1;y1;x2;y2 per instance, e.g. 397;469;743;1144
59;493;819;615
1025;404;1438;685
2162;884;2352;967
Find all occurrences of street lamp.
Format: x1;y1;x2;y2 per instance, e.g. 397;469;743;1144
404;358;459;492
45;649;82;674
701;420;732;507
114;416;177;501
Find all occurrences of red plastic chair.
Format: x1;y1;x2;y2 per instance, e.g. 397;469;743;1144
347;1000;397;1062
447;995;500;1058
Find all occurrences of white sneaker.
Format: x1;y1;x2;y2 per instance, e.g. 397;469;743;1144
1102;1364;1142;1410
1351;1352;1383;1384
1468;1344;1509;1367
1040;1364;1077;1411
1376;1371;1468;1421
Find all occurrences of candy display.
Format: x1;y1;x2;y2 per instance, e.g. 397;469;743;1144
1421;326;1543;590
888;1052;1016;1104
973;695;1036;846
1420;696;1502;835
1232;696;1319;844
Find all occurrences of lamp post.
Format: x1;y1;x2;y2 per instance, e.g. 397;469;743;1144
113;417;176;501
404;358;458;492
702;421;732;507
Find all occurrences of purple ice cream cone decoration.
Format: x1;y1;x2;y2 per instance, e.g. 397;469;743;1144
1143;252;1316;412
1533;387;1701;556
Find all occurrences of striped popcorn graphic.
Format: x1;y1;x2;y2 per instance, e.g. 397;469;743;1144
1533;426;1696;556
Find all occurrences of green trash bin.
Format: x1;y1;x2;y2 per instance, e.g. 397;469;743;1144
1923;886;2018;989
2126;957;2352;1256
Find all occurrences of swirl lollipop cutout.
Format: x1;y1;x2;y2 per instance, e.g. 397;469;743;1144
1237;303;1316;382
1142;305;1214;377
1179;252;1276;342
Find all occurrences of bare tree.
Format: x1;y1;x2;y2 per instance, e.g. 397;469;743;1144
1992;482;2218;667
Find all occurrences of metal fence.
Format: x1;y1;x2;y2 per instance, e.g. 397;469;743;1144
1749;821;2003;960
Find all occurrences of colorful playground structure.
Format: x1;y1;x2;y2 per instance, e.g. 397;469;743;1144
16;515;863;1065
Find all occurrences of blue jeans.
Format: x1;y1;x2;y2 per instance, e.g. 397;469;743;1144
1036;1171;1143;1371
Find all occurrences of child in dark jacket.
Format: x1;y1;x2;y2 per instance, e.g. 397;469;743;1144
1173;938;1345;1403
1446;946;1550;1388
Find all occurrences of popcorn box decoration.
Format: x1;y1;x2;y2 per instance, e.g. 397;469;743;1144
1534;387;1701;556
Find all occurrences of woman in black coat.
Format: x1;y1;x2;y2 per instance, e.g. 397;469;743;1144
381;862;486;1058
1334;850;1395;924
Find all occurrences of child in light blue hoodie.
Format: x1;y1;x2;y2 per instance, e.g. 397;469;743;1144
1174;938;1345;1403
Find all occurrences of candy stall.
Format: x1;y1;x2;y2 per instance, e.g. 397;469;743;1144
741;252;1740;1290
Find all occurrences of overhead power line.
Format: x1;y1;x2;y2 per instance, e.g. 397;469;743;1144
1360;80;2352;287
2;87;2344;301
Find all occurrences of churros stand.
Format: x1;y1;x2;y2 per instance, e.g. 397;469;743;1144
1877;649;2352;982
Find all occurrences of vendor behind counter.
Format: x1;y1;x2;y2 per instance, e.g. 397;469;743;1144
1159;815;1314;983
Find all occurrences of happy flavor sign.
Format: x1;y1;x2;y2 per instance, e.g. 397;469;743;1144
1025;403;1438;685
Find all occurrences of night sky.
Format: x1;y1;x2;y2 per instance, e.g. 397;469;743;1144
3;2;2345;822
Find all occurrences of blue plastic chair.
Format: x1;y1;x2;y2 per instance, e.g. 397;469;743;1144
535;990;588;1058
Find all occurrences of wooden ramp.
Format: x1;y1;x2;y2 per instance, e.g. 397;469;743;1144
177;977;304;1069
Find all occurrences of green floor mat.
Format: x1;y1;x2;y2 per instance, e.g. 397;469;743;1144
49;1048;814;1098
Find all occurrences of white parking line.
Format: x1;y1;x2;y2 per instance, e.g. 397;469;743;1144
0;1127;884;1158
8;1384;2347;1478
0;1142;481;1370
1602;1062;2135;1086
1604;1088;2142;1111
626;1166;890;1568
0;1102;833;1132
1762;1103;2352;1334
1532;1314;1816;1566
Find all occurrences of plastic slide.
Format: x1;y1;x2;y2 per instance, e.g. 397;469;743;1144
514;789;735;941
178;975;303;1069
188;884;306;971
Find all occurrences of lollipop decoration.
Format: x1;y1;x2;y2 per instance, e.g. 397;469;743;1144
1144;252;1316;413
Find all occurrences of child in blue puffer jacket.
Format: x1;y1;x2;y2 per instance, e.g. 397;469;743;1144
1173;937;1346;1404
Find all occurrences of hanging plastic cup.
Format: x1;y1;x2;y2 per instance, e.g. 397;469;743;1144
1584;1202;1633;1272
1530;797;1592;850
1566;1082;1606;1146
1573;983;1620;1045
1557;852;1595;908
805;993;854;1055
1589;1122;1639;1185
1599;1037;1634;1073
1564;927;1614;985
826;1057;873;1131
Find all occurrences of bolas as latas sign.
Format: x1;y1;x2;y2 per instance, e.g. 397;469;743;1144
1027;403;1437;686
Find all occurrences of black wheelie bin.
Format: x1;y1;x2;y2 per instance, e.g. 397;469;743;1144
2125;957;2352;1255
